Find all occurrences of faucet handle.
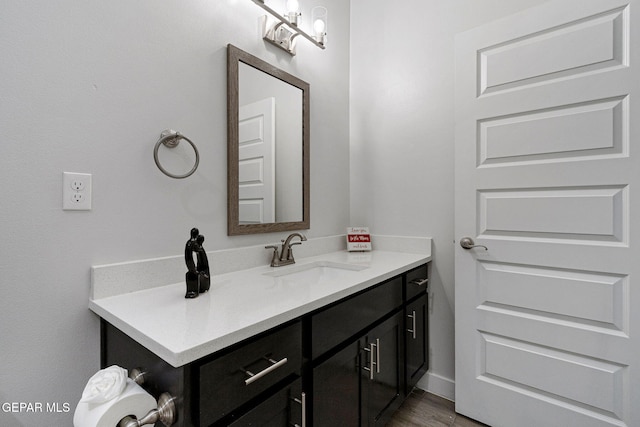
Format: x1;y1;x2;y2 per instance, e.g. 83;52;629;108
284;242;303;261
265;245;280;267
265;245;279;256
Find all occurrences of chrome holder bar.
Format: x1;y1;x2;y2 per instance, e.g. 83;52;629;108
118;393;176;427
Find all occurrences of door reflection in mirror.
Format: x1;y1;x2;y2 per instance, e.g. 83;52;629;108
238;63;303;224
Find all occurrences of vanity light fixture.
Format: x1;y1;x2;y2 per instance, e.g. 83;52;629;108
250;0;327;55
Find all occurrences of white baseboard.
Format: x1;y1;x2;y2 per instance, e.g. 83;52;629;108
416;372;455;402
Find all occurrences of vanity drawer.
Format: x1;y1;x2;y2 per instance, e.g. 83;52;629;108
311;276;402;359
227;378;303;426
197;321;302;426
405;264;428;301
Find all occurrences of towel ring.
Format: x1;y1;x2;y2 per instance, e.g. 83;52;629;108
153;129;200;179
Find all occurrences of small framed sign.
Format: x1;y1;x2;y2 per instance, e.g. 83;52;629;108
347;227;372;251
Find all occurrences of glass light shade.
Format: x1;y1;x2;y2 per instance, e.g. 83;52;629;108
286;0;300;12
311;6;327;44
285;0;301;26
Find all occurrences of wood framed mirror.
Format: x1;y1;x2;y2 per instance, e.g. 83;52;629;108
227;44;310;235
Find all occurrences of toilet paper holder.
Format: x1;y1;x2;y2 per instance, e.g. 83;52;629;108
118;368;176;427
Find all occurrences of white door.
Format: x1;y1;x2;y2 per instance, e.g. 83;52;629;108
238;97;275;224
454;1;639;426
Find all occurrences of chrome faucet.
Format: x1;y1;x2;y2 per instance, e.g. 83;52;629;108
265;233;307;267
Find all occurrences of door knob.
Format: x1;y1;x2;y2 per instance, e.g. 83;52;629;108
460;237;488;250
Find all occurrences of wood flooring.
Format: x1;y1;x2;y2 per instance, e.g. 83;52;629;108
387;389;488;427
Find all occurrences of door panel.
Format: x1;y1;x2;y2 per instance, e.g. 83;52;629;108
362;313;403;427
405;295;428;393
478;6;627;95
454;1;639;426
477;261;627;330
313;341;360;427
478;186;626;242
479;333;625;417
478;97;627;166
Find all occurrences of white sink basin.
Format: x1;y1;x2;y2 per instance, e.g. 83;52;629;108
263;261;367;283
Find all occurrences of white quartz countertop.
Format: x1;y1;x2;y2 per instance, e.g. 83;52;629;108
90;247;431;368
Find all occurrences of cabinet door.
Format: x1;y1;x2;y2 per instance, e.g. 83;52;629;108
405;293;428;393
313;341;361;427
227;378;303;427
362;313;403;427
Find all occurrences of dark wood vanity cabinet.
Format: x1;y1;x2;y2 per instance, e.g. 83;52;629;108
101;263;429;427
311;274;417;427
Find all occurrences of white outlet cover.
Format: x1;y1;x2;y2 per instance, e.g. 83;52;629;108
63;172;92;211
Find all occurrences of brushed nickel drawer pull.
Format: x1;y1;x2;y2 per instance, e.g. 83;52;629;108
363;343;375;380
407;310;416;339
363;340;379;379
244;357;288;385
409;278;429;287
302;392;306;427
291;392;306;427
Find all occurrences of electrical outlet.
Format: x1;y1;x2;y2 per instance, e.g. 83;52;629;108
63;172;92;211
71;193;85;203
70;179;85;191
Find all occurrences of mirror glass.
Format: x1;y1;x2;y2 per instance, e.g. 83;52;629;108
227;44;310;235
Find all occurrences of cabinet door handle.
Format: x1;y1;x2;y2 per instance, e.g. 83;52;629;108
363;342;376;380
244;357;288;385
409;278;429;287
302;392;306;427
407;310;416;339
291;392;306;427
375;338;380;374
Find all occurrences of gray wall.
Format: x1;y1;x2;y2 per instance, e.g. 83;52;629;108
350;0;549;399
0;1;350;425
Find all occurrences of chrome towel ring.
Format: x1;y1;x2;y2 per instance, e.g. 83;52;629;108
153;129;200;179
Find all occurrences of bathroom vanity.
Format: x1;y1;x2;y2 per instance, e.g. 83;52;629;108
90;239;431;426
